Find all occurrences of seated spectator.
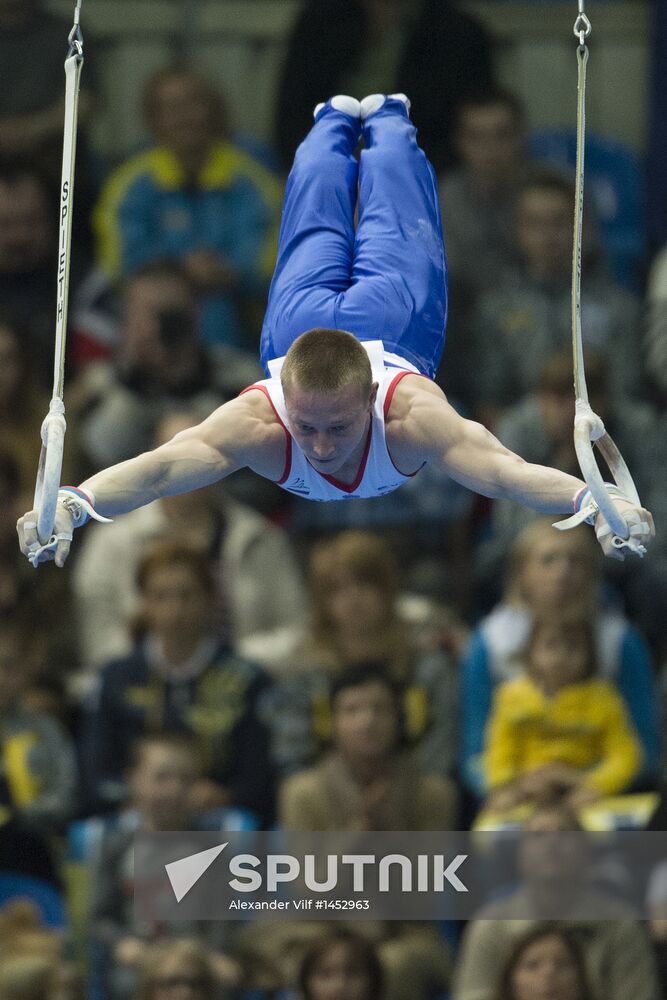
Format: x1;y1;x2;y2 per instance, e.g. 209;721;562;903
75;260;261;467
82;543;274;823
0;161;59;378
298;929;384;1000
461;520;658;798
71;412;306;684
94;67;282;350
494;925;593;1000
243;530;464;779
472;170;640;424
279;662;458;831
274;0;494;174
453;802;659;1000
484;614;642;814
89;734;242;1000
0;619;77;832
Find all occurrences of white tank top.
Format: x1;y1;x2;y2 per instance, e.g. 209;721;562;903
241;340;425;501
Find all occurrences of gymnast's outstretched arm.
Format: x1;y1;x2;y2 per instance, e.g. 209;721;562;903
388;377;655;561
17;393;283;567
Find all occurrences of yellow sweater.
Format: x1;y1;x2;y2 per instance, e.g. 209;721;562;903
484;675;642;795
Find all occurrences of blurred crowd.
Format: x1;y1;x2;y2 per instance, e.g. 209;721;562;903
1;0;667;998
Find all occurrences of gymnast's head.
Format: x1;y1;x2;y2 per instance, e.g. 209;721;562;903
281;329;378;473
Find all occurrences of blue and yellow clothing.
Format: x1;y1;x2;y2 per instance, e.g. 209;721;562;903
83;640;275;823
484;674;642;796
93;142;282;347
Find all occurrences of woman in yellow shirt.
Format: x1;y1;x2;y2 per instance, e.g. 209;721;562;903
484;616;642;813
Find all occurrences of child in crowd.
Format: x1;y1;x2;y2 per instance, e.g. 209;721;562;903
484;615;642;814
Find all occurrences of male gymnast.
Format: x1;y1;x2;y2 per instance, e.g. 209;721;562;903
17;94;654;566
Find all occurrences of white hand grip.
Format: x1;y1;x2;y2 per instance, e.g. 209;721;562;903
34;400;67;544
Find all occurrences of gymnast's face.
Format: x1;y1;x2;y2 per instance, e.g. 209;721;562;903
284;382;378;475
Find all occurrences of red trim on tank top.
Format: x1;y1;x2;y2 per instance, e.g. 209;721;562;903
239;384;292;485
314;419;373;494
383;370;428;478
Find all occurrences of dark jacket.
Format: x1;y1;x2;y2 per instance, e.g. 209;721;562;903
274;0;494;172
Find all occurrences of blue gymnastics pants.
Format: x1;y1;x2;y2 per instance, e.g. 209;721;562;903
260;97;448;379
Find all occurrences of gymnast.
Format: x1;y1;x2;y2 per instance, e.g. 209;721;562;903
17;94;654;567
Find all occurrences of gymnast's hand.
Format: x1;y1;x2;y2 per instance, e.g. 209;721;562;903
593;498;655;562
16;504;74;568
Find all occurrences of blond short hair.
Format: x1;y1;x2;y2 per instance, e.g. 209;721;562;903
281;329;373;396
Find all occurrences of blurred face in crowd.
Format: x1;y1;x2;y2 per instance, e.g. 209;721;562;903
129;742;199;830
323;571;387;636
518;531;590;612
456;101;524;191
529;624;592;695
141;562;212;643
518;187;573;280
122;273;198;380
305;940;373;1000
333;680;398;762
0;176;53;273
149;73;216;160
509;933;584;1000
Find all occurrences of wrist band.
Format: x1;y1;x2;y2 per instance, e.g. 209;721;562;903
58;486;112;528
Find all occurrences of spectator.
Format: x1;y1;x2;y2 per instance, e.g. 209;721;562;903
241;664;455;1000
298;929;384;1000
243;531;463;779
274;0;494;174
494;926;593;1000
82;542;275;823
89;735;242;1000
75;260;261;467
461;520;658;798
94;67;282;350
453;802;659;1000
484;614;642;814
0;619;78;832
472;170;640;423
71;412;306;684
0;161;58;376
279;663;458;830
